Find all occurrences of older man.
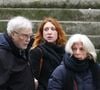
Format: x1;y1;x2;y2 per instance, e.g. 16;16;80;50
0;16;34;90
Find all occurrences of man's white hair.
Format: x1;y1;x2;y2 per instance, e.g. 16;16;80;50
65;34;97;61
7;16;33;35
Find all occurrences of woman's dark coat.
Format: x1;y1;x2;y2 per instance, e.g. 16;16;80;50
30;42;65;90
0;33;34;90
48;54;100;90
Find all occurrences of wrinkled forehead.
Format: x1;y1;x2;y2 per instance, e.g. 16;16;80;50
71;41;84;48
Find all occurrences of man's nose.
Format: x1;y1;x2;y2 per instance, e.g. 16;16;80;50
76;49;81;54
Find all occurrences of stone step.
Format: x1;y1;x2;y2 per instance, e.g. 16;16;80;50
0;0;100;8
0;20;100;50
0;8;100;51
0;8;100;21
0;20;100;35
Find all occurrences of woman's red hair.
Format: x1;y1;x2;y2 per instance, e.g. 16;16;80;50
32;17;67;48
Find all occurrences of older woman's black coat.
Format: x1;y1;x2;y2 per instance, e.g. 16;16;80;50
30;42;65;90
0;33;34;90
48;54;100;90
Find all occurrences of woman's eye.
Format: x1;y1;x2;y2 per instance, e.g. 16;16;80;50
44;28;49;31
72;48;77;51
51;27;56;31
43;27;56;31
80;48;84;51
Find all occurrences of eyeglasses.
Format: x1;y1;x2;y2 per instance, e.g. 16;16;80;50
14;31;34;39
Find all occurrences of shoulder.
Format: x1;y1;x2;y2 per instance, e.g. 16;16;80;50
48;63;73;90
48;64;66;90
30;46;43;61
98;63;100;68
90;63;100;78
51;63;68;80
30;46;42;55
96;63;100;72
93;63;100;70
51;60;74;80
0;33;5;43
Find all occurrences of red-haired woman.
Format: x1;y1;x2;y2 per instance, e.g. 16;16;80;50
30;17;67;90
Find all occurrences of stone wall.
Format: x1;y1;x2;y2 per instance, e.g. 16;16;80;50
0;0;100;8
0;0;100;54
0;0;36;5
